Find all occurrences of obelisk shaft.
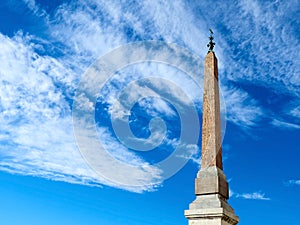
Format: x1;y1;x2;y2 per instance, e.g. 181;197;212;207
194;51;228;198
201;51;223;169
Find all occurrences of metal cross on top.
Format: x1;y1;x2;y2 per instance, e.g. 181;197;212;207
207;28;215;52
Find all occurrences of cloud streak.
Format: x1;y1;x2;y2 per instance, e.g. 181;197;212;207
271;119;300;130
236;191;270;201
284;180;300;186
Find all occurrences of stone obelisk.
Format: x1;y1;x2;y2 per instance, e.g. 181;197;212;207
185;30;239;225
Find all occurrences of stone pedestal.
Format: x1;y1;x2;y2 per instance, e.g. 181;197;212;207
185;208;239;225
185;167;239;225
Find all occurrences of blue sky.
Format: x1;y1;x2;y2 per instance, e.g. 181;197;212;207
0;0;299;224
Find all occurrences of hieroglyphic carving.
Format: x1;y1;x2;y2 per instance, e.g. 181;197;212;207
201;93;213;168
201;51;222;169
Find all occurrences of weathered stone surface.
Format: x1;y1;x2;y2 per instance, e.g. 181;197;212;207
185;208;239;225
188;194;233;212
195;167;229;199
201;52;222;169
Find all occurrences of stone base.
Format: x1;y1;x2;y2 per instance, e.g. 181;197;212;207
188;194;234;213
195;167;229;198
185;166;239;225
185;208;239;225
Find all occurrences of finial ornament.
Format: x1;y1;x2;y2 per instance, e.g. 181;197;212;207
207;28;215;52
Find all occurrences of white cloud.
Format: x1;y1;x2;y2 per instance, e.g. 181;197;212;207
224;0;300;95
230;186;270;200
0;30;163;192
175;144;200;165
75;124;163;192
49;0;128;60
236;191;270;200
229;188;234;198
271;119;300;130
221;85;263;127
290;106;300;119
285;180;300;186
0;31;105;188
140;0;208;53
22;0;47;17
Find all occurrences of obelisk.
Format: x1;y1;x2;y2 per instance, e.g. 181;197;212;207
184;30;239;225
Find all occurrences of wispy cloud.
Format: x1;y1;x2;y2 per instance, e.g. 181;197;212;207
176;144;200;165
22;0;47;17
229;187;235;198
0;31;105;189
290;106;300;119
271;119;300;130
224;0;299;94
221;85;263;127
284;180;300;187
236;191;270;201
230;185;270;200
0;26;164;193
